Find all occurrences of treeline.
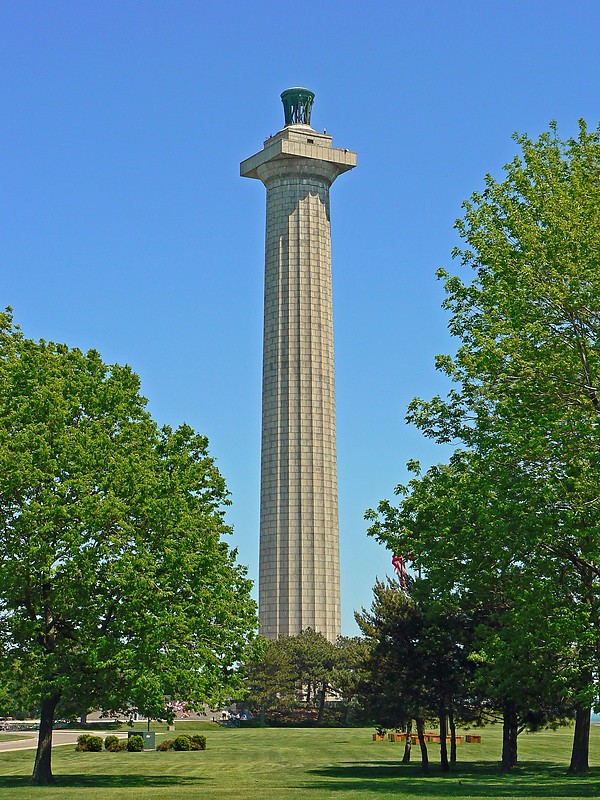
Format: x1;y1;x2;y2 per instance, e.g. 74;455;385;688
244;629;367;726
366;121;600;775
355;577;574;772
242;580;577;775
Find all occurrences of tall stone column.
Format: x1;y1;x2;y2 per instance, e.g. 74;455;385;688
241;89;356;641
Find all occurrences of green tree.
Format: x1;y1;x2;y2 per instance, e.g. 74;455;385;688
329;636;370;724
470;594;576;771
415;585;478;770
368;453;579;770
356;578;476;771
288;629;338;724
370;120;600;773
244;632;368;726
0;311;258;784
355;580;429;768
244;637;296;724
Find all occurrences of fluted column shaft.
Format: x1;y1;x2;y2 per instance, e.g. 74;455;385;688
257;158;341;641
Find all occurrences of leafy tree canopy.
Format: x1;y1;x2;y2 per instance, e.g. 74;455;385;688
0;311;258;783
367;121;600;773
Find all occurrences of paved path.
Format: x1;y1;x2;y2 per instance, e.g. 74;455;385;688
0;730;127;753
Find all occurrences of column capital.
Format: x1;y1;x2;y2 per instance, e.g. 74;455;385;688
241;125;356;182
255;157;341;188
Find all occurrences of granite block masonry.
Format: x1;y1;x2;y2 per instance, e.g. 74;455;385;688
241;88;356;641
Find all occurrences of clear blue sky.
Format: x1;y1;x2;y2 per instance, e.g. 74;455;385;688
2;1;600;635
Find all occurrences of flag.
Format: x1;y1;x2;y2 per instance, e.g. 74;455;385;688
392;553;408;589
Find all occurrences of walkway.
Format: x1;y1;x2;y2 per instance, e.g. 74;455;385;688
0;730;127;753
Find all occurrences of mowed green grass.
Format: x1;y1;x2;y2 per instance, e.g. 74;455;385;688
0;723;598;800
0;735;31;743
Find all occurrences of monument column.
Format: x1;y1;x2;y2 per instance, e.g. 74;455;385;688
241;88;356;641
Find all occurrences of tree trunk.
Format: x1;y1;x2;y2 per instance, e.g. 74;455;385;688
566;563;594;775
343;702;351;725
402;719;412;764
316;682;327;725
439;710;449;772
501;699;518;772
449;709;457;763
415;716;429;771
31;694;60;785
567;704;590;775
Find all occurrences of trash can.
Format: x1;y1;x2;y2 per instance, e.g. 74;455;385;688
128;730;155;749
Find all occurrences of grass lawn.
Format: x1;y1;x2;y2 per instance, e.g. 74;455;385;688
0;735;31;743
0;723;598;799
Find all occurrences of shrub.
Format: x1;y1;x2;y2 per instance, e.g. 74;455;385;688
190;734;207;750
157;734;206;752
104;735;119;750
108;739;128;752
75;734;91;751
75;734;103;752
127;734;145;752
173;734;192;751
156;738;175;751
88;735;104;752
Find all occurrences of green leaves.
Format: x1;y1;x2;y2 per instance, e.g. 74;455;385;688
0;309;258;730
366;121;600;768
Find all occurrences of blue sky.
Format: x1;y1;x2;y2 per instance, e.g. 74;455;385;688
2;1;600;634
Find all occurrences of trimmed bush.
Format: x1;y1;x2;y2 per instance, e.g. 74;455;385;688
173;734;192;751
127;734;145;752
75;734;103;752
75;734;91;751
108;739;128;752
156;738;175;751
156;734;207;752
104;735;119;750
190;734;207;750
88;736;104;752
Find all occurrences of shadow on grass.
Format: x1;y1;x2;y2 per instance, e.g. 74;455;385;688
305;760;600;797
0;774;203;788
